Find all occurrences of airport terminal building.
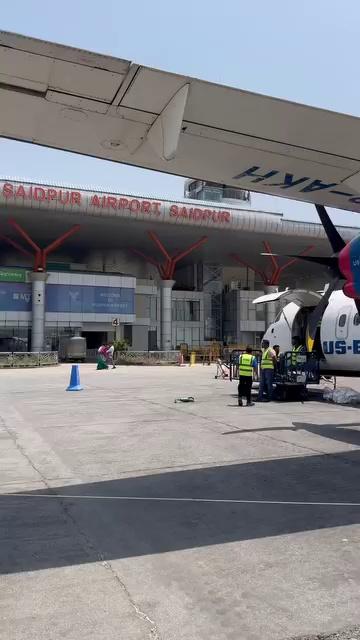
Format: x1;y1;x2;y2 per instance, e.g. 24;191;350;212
0;177;358;354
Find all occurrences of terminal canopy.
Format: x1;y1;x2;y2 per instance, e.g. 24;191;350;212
2;31;360;212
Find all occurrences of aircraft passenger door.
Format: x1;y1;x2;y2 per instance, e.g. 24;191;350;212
335;306;351;340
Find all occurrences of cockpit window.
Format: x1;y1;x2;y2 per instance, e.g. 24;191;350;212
354;313;360;326
338;314;347;327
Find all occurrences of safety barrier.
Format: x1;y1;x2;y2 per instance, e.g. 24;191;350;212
0;351;58;368
115;350;180;365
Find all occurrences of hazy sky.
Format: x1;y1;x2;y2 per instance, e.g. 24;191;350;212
1;0;360;226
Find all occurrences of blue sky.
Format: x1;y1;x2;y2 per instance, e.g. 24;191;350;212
1;0;360;226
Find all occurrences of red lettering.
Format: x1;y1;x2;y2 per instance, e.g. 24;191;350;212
101;196;107;208
152;202;161;216
130;199;140;212
224;212;231;223
90;194;101;207
58;190;69;205
15;185;26;198
180;207;188;218
34;187;45;201
106;196;117;209
119;198;129;210
71;191;81;206
47;189;57;201
2;183;13;198
169;205;178;217
141;200;151;213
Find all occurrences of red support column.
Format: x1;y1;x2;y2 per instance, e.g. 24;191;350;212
231;243;314;329
131;231;208;350
131;231;208;279
230;242;314;286
6;219;81;271
0;234;33;260
0;219;81;353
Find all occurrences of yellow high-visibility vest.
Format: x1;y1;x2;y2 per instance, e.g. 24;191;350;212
261;348;274;370
291;345;303;365
239;353;254;377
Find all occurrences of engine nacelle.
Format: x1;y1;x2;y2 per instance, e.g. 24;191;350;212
338;236;360;298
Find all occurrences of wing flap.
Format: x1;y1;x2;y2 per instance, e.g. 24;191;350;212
253;289;322;306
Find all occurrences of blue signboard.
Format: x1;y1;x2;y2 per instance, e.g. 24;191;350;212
0;282;134;315
46;284;134;314
0;283;32;311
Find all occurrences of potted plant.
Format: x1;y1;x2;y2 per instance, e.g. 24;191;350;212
113;338;128;363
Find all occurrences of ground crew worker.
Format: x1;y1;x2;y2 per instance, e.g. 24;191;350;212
238;346;257;407
273;344;284;375
106;341;116;369
272;344;280;373
257;339;277;402
291;336;305;366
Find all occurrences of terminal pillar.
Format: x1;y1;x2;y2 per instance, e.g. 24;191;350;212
131;231;208;350
30;271;48;352
264;284;278;328
1;220;80;351
230;242;314;335
160;279;175;350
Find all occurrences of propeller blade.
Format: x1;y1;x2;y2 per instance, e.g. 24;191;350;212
284;255;339;269
315;205;346;254
306;278;339;352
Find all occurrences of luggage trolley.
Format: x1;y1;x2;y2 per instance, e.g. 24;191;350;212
229;349;320;401
214;358;230;379
274;351;320;401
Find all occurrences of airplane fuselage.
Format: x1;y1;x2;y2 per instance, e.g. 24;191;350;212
263;290;360;375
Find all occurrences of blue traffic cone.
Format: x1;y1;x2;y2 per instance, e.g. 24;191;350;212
66;364;83;391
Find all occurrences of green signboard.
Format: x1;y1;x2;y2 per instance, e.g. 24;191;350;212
0;268;27;283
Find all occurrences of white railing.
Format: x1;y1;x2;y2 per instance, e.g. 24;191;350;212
85;349;180;364
0;352;58;368
116;350;180;364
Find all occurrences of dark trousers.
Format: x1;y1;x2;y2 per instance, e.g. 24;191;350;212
238;376;253;404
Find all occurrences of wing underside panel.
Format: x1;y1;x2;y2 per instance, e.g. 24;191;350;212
1;30;360;212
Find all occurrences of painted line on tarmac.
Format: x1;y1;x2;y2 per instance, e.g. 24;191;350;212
1;493;360;507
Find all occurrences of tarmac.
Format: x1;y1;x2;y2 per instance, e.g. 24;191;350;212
1;363;360;640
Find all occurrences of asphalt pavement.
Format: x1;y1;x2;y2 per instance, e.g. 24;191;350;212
1;364;360;640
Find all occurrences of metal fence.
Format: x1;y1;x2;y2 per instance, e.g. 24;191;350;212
115;350;180;365
83;349;179;365
0;352;58;368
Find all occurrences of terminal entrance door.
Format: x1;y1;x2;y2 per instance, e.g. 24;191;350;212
82;331;107;350
148;330;157;350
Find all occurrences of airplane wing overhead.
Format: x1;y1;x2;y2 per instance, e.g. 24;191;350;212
2;31;360;212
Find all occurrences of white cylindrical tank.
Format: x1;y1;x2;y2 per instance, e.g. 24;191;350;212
65;336;86;362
